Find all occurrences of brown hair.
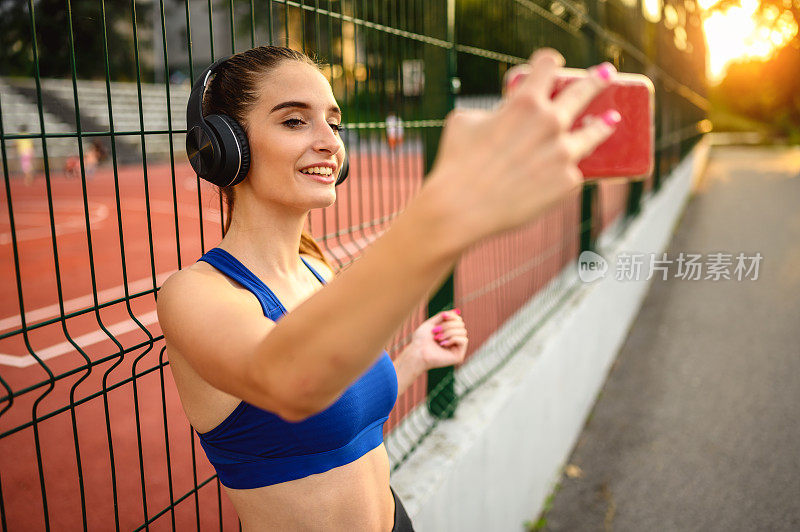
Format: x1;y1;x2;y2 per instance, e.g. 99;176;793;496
202;46;335;272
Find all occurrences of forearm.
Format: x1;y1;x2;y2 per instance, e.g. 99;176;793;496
392;342;427;397
255;187;467;419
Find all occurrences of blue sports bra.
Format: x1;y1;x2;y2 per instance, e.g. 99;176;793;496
194;248;398;489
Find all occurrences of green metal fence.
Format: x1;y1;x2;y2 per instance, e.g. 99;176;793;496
0;0;708;529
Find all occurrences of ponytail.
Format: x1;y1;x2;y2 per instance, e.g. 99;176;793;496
300;230;336;272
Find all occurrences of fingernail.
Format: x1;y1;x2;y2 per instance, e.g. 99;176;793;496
432;326;443;334
506;71;524;91
601;109;621;126
435;334;444;341
454;308;461;315
593;62;616;81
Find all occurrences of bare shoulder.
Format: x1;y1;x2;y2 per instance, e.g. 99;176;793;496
300;253;336;283
156;262;254;345
156;262;299;420
157;263;231;315
159;261;223;292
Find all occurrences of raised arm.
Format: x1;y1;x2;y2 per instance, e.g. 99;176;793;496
158;48;618;422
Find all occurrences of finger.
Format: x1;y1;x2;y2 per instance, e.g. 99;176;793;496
514;48;566;105
436;326;467;337
433;323;466;337
442;323;466;334
439;334;468;347
552;62;615;128
436;318;463;332
440;309;462;320
502;64;530;96
433;325;466;340
565;110;620;160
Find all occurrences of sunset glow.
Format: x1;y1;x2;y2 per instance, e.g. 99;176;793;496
700;0;798;83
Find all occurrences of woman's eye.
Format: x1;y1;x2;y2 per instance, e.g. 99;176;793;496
282;118;305;128
329;123;342;133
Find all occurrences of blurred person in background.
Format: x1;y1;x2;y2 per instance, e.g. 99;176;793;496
386;113;404;151
15;125;35;185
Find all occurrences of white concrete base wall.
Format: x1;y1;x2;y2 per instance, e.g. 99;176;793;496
390;138;710;532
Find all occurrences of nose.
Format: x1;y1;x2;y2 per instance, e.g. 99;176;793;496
312;121;343;157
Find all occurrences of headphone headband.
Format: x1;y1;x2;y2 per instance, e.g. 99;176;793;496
186;56;230;134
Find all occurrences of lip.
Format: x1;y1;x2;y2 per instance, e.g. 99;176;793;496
297;162;338;184
299;170;336;184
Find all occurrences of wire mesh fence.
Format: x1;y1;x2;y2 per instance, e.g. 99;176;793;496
0;0;708;529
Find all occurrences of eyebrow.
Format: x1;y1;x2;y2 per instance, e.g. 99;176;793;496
269;100;341;116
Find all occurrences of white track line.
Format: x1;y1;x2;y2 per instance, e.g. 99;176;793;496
0;271;175;333
0;204;108;245
0;310;160;368
0;231;386;368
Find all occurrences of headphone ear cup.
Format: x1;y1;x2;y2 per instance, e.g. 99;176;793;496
219;115;250;186
205;114;251;187
186;124;221;180
335;152;349;186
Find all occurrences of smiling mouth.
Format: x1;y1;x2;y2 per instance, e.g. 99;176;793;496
299;166;334;177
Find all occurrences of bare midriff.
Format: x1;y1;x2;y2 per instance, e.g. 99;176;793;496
223;444;395;531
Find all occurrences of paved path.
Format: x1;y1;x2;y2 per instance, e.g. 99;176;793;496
542;146;800;531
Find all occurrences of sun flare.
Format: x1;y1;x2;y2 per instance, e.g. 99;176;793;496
700;0;798;83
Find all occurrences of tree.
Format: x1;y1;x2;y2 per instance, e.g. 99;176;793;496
0;0;152;80
704;0;800;42
707;0;800;140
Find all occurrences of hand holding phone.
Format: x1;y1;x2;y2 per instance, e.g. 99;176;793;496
419;49;624;249
550;68;655;181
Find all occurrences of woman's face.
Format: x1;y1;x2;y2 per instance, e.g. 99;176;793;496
241;60;345;211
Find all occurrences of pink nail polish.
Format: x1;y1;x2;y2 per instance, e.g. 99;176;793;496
432;326;443;334
601;109;621;126
454;308;461;315
593;62;616;81
506;71;524;91
435;334;444;341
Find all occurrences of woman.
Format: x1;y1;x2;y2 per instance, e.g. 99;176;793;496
157;46;617;530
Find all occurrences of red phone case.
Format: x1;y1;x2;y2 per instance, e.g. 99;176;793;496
550;68;655;180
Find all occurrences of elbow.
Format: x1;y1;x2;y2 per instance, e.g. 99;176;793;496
275;378;344;424
244;360;329;424
275;407;314;424
273;399;327;424
278;377;337;423
246;339;347;424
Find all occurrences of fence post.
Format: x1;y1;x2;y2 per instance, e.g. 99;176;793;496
579;0;607;254
425;0;459;419
626;180;645;218
580;182;597;253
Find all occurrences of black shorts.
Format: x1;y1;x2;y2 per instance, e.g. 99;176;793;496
390;486;415;532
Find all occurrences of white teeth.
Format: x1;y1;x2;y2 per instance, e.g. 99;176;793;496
300;166;333;176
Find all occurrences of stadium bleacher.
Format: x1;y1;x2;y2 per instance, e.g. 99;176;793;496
1;77;191;173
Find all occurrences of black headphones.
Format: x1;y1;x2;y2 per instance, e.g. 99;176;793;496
186;55;349;187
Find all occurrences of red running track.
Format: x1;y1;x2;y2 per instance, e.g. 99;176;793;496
0;145;627;529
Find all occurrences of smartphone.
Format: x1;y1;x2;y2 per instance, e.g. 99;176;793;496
550;68;655;181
